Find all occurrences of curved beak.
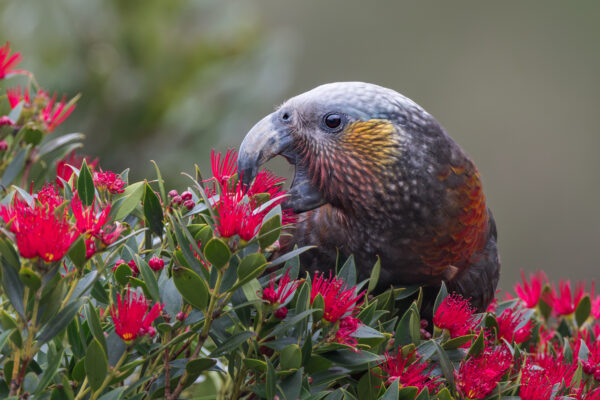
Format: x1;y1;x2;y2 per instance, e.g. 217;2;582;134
237;113;326;213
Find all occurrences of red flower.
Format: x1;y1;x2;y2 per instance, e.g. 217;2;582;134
547;280;585;316
433;294;479;337
71;195;111;237
0;42;25;79
530;352;577;387
213;185;263;241
85;239;96;259
110;291;163;342
262;269;300;305
377;347;440;392
0;190;77;263
335;316;361;349
40;93;75;132
519;366;554;400
94;169;126;194
0;139;7;150
310;273;363;322
210;148;238;189
513;270;546;308
148;257;165;272
99;222;125;246
6;86;30;108
36;184;63;208
56;151;98;188
456;344;512;399
497;308;534;344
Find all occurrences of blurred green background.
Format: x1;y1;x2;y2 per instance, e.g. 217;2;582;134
2;0;599;289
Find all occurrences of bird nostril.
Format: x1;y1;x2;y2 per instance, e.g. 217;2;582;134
281;111;290;122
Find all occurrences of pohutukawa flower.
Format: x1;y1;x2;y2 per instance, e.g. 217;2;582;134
335;316;361;349
99;222;125;246
0;42;26;79
94;169;126;194
0;117;13;127
213;185;264;241
547;280;585;316
519;366;554;400
377;347;440;392
6;86;31;108
455;344;512;399
148;257;165;272
210;148;238;188
0;190;77;263
110;291;163;342
41;93;76;132
71;195;111;237
310;273;364;322
529;352;577;387
513;270;546;308
496;308;534;344
433;294;479;337
262;269;300;306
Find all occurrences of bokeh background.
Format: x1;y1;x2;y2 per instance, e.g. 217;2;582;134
2;0;599;289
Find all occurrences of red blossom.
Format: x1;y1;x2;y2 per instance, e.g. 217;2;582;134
6;86;30;108
148;257;165;272
433;294;479;338
497;308;534;344
513;270;547;308
310;273;363;322
546;280;585;316
456;344;512;399
110;291;163;342
99;222;125;246
262;269;300;306
0;189;77;263
377;347;440;392
531;352;577;387
213;184;263;241
0;139;7;150
335;316;361;349
0;42;26;79
94;169;126;194
210;148;238;188
71;195;111;237
520;366;554;400
40;93;76;132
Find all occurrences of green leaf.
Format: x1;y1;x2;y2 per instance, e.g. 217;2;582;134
258;214;281;249
173;266;209;310
85;338;108;391
18;266;41;290
435;388;454;400
280;344;302;370
23;128;43;146
433;341;454;386
367;257;381;294
77;159;95;206
575;295;591;327
468;329;485;358
114;263;133;286
395;303;420;347
137;256;160;303
209;331;254;357
67;235;87;270
312;293;325;321
1;261;25;317
111;181;144;221
398;387;419;400
237;253;267;281
264;310;318;340
338;255;356;287
128;277;151;298
185;358;216;375
143;182;164;236
443;335;475;350
242;358;267;372
203;237;231;269
38;300;82;343
266;359;276;400
433;281;448;315
150;160;167;206
0;238;20;269
85;301;107;354
1;147;27;187
320;349;381;367
280;368;302;400
33;343;64;395
269;245;315;267
381;378;399;400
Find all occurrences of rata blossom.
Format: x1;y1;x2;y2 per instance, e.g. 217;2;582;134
433;294;479;337
455;344;512;399
94;169;126;194
496;308;534;344
40;93;76;132
262;269;301;319
0;42;26;79
310;273;363;322
6;86;31;108
110;291;163;342
546;280;585;316
335;316;361;349
513;270;546;308
377;347;440;392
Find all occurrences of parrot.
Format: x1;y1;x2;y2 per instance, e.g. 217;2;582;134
237;82;499;311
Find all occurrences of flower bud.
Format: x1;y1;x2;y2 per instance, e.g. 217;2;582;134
183;199;195;210
181;191;193;201
0;140;7;151
176;312;187;322
147;326;157;338
168;189;178;198
274;307;288;319
172;195;182;205
148;256;165;271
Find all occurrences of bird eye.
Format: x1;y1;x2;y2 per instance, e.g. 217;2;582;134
322;113;344;132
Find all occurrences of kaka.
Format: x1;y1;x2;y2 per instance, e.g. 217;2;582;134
237;82;499;311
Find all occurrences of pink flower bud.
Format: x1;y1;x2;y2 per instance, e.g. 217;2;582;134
0;140;7;151
148;257;165;271
183;199;195;210
168;189;178;198
172;195;182;205
181;191;193;201
147;326;157;338
274;307;288;319
176;312;187;322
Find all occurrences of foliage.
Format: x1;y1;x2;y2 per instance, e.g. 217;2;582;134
1;44;600;400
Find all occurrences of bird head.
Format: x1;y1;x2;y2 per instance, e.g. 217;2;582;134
238;82;443;215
